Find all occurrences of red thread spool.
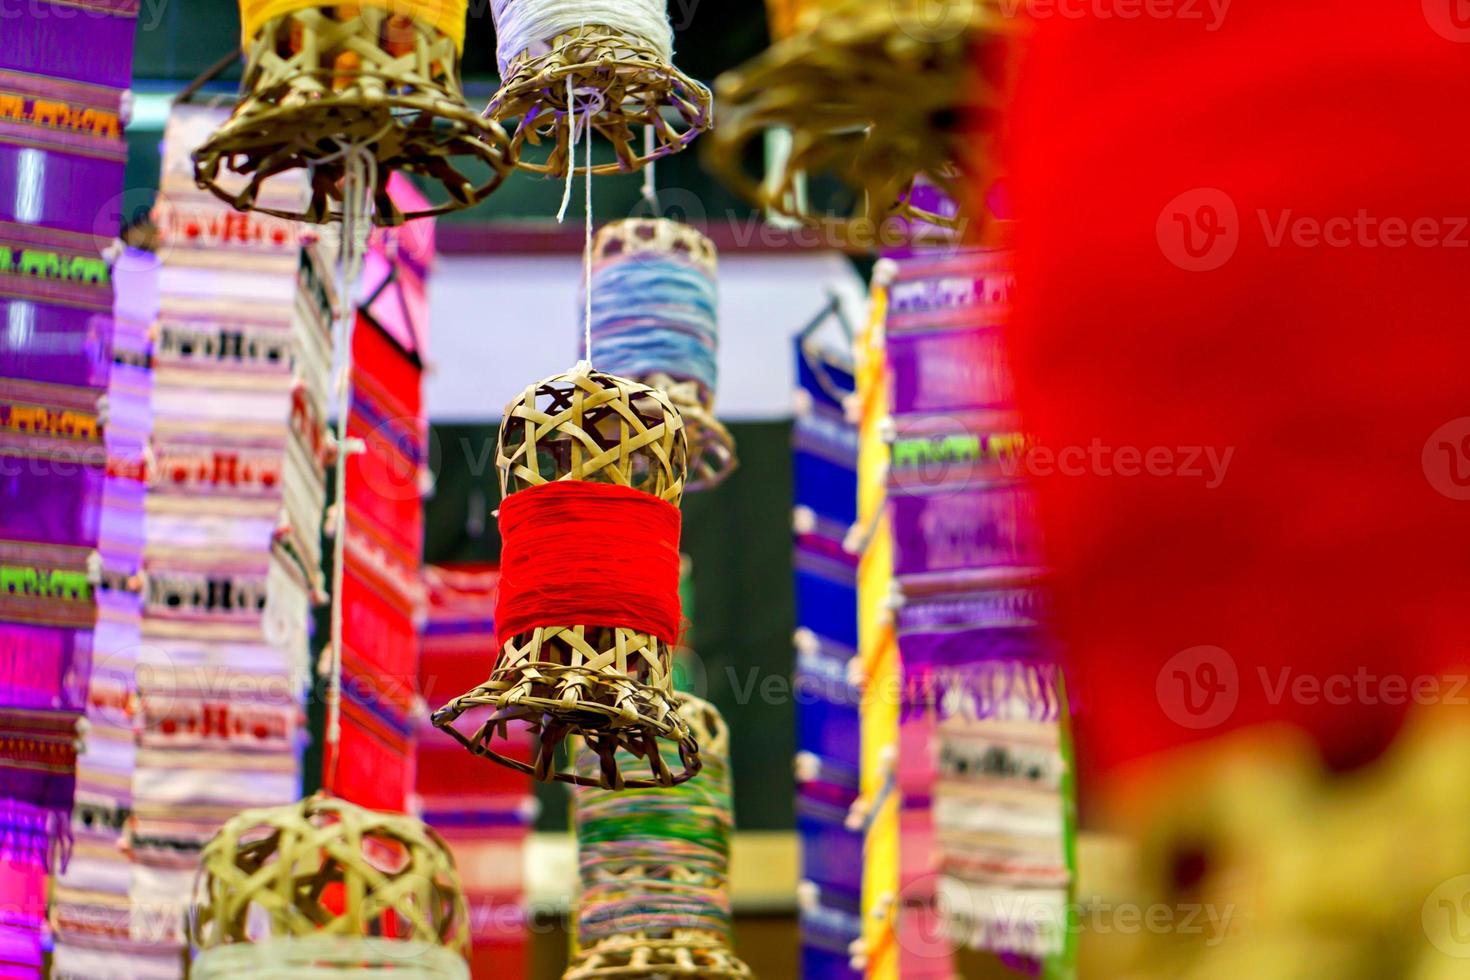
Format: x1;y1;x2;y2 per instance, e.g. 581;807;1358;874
431;368;699;788
494;481;682;651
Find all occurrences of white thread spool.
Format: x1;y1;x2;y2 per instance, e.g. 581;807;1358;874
490;0;676;75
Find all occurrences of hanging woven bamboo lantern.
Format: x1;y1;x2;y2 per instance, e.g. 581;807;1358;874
192;0;514;225
565;694;752;979
589;218;736;491
432;365;700;789
708;0;1020;240
190;795;470;977
485;0;712;176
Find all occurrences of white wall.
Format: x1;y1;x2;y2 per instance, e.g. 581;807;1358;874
424;252;868;422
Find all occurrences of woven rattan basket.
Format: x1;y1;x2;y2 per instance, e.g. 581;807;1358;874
193;0;513;225
708;0;1019;241
190;795;470;975
565;695;752;979
489;24;712;177
592;219;736;492
432;366;701;789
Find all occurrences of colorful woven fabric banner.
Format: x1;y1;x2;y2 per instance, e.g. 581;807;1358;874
0;5;138;974
415;565;535;979
790;318;864;980
123;104;322;978
879;247;1077;977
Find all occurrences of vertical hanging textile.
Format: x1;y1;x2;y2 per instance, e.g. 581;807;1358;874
49;245;158;979
709;0;1018;239
0;0;139;972
852;269;901;980
566;694;750;978
192;0;513;224
432;365;701;789
415;566;536;980
587;219;735;491
327;175;433;814
880;247;1077;975
190;795;471;978
127;104;327;977
789;305;865;979
486;0;712;176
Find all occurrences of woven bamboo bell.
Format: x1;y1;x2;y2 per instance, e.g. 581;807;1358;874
565;694;752;979
485;0;712;176
189;794;471;978
432;365;701;789
590;218;736;491
708;0;1020;240
192;0;514;225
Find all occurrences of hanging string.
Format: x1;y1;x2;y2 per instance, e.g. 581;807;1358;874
320;140;377;796
642;124;659;213
583;119;594;366
555;75;600;369
490;0;675;75
571;743;734;944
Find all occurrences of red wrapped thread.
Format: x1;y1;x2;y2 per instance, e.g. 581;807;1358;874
494;481;682;650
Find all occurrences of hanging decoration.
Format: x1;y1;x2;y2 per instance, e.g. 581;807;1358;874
588;218;735;491
486;0;712;176
327;174;434;814
191;0;514;225
789;299;865;978
190;795;470;978
565;694;751;979
128;103;326;976
416;566;537;979
432;365;700;789
48;242;158;980
0;0;140;970
708;0;1018;239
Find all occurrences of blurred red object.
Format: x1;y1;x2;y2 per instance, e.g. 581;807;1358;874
1001;1;1470;790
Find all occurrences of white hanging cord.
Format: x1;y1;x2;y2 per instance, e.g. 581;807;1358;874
556;75;580;224
554;72;599;371
641;124;659;213
322;140;376;795
490;0;675;75
583;127;594;367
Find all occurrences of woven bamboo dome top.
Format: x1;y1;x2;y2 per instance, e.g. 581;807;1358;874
191;795;469;956
496;365;688;504
592;219;718;278
708;0;1021;237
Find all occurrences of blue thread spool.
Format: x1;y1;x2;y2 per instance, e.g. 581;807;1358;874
588;219;736;491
